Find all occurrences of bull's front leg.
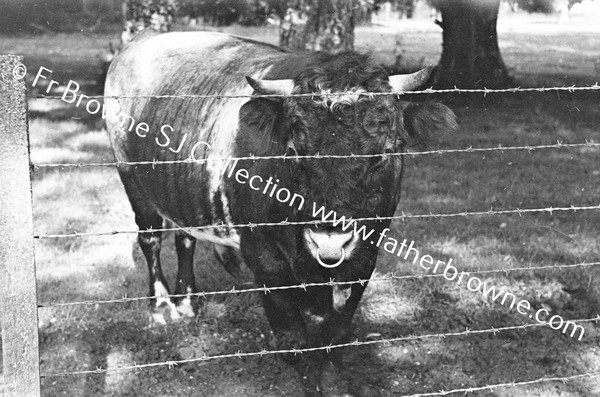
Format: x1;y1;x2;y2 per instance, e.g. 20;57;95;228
316;282;381;397
242;230;328;395
260;287;326;396
323;283;366;358
261;283;378;396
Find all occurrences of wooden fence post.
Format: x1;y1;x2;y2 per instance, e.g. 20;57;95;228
0;56;41;396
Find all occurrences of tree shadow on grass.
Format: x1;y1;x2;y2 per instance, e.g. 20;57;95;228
345;286;600;396
28;96;107;130
36;236;600;396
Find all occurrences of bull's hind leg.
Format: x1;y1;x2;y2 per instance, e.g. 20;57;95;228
136;213;182;324
118;171;180;324
173;231;198;318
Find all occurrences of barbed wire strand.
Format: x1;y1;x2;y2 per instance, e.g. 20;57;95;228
41;316;599;378
399;371;600;397
39;261;600;308
30;84;600;101
32;141;600;169
32;204;600;239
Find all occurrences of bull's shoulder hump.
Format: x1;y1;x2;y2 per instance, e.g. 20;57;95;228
116;32;284;67
107;32;287;96
138;31;272;50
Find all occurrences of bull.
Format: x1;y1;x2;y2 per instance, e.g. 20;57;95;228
105;31;457;396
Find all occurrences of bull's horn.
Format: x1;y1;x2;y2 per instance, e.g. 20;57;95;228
245;77;294;96
388;65;434;93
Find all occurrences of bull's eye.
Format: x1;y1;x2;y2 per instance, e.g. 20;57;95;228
367;195;381;208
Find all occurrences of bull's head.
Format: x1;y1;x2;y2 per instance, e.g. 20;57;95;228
238;54;457;287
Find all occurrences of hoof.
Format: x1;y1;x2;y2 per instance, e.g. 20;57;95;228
149;281;188;324
175;297;196;318
149;300;183;325
151;312;167;326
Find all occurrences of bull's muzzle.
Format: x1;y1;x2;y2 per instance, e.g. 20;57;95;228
304;228;359;268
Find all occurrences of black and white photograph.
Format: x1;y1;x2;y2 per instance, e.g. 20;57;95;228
1;0;599;395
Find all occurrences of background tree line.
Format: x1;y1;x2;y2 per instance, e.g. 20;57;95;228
2;0;594;89
1;0;584;34
114;0;519;88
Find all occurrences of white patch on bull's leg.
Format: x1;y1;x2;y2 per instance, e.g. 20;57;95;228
151;312;167;325
304;309;325;325
153;281;181;322
182;237;194;249
176;297;195;318
175;287;196;318
332;285;352;312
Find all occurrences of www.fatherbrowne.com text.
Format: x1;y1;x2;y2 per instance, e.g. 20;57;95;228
225;159;585;341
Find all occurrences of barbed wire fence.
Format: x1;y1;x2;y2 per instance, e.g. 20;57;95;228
10;72;600;395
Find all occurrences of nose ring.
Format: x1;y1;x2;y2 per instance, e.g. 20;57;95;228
315;248;345;268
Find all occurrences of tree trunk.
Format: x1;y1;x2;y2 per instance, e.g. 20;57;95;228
122;0;128;25
280;0;357;54
558;0;570;24
434;0;514;89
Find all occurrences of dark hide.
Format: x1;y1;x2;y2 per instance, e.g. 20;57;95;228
228;52;457;395
106;32;457;397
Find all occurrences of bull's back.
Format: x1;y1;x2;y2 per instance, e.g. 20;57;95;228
104;32;288;230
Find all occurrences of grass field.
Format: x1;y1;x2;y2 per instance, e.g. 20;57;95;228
2;12;600;396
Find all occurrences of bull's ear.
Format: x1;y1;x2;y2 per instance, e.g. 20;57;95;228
237;98;287;157
402;102;457;150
